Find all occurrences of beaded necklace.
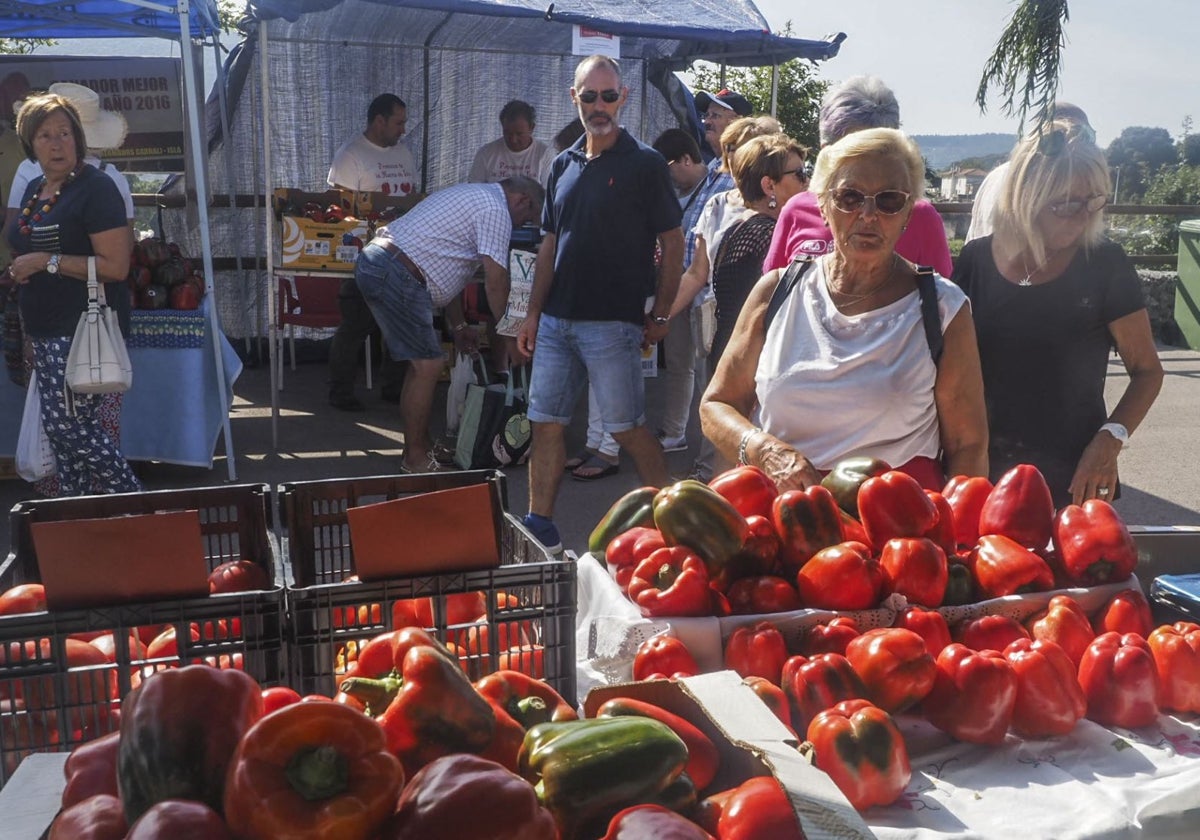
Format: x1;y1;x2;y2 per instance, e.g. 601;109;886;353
18;166;80;236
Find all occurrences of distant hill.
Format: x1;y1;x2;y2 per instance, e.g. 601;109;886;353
911;133;1017;170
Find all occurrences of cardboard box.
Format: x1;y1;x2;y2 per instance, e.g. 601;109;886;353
353;190;425;219
583;672;874;840
278;214;368;272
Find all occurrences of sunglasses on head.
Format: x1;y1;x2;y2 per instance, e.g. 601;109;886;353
1037;122;1097;156
828;187;910;215
1048;194;1108;218
577;89;621;104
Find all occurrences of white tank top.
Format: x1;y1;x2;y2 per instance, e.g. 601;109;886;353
754;258;968;470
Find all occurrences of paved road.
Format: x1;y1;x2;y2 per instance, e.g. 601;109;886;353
2;344;1198;560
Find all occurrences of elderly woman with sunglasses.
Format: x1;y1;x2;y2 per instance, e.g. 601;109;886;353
952;119;1162;507
701;128;988;492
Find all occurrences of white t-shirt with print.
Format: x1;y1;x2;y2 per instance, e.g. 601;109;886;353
468;137;556;185
327;133;418;196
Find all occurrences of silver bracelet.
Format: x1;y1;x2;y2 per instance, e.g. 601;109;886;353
737;427;762;466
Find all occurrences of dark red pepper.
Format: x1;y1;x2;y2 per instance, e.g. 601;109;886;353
742;676;796;735
781;652;869;733
1051;500;1138;586
844;628;937;713
800;616;862;657
968;534;1055;598
627;546;712;617
977;464;1055;550
806;699;911;812
708;465;779;521
726;575;800;615
858;470;938;548
772;485;845;576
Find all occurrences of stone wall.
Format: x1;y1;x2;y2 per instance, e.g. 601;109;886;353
1139;270;1184;346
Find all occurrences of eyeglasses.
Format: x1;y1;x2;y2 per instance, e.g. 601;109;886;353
827;187;910;215
782;166;809;182
577;89;621;104
1048;194;1108;218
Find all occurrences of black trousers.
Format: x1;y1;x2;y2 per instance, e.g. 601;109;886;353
328;275;405;400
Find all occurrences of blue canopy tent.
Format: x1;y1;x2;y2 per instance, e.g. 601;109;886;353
0;0;239;480
228;0;844;445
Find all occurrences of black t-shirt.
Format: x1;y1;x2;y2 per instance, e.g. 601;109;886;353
952;236;1145;502
541;129;682;324
8;164;129;338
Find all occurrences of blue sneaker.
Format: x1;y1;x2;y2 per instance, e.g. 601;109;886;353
521;513;563;555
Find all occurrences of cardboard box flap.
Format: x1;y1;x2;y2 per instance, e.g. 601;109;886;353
756;741;876;840
30;510;209;610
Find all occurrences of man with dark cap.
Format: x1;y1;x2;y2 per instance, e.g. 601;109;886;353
694;88;753;161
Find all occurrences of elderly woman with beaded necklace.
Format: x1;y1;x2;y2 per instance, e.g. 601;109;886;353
701;128;988;492
5;92;140;496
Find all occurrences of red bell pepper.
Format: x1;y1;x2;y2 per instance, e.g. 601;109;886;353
942;474;993;549
724;621;789;685
223;697;404;840
604;527;667;592
475;670;578;729
894;606;952;657
632;635;699;681
781;652;869;733
844;628;937;713
476;696;529;773
954;614;1030;653
693;789;734;836
772;485;845;575
1052;500;1138;586
1003;638;1087;738
1147;622;1200;714
1025;595;1095;666
709;464;779;521
795;541;883;611
125;801;232;839
603;804;715;840
596;696;720;791
726;575;800;615
717;776;806;840
858;470;938;548
923;491;958;556
879;537;948;607
743;675;796;735
968;534;1055;598
821;455;892;518
741;514;783;575
977;464;1055;550
48;794;128;840
1092;589;1155;638
379;754;558;840
627;546;712;617
61;731;120;809
1077;632;1161;729
838;508;872;549
922;643;1017;745
806;699;911;812
800;616;862;657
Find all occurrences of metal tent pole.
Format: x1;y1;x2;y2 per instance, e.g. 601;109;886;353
259;22;279;450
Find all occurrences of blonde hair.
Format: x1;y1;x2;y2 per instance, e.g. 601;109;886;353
719;115;782;173
729;134;808;203
996;119;1111;265
810;127;924;210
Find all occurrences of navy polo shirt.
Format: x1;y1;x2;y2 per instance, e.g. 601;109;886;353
541;129;682;324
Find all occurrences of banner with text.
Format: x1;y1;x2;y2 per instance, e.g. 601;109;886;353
1;56;184;171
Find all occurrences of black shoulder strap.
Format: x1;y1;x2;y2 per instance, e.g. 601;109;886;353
763;256;816;334
915;265;943;365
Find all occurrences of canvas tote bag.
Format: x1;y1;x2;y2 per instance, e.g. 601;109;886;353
65;256;132;396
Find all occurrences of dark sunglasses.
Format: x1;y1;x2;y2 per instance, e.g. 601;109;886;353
577;89;621;104
1048;193;1108;218
828;187;910;215
1037;123;1097;156
781;166;809;182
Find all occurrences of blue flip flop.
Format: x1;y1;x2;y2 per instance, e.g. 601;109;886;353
571;454;619;481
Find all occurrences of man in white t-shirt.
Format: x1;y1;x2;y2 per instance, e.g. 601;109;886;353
327;93;417;196
468;100;556;185
327;94;416;410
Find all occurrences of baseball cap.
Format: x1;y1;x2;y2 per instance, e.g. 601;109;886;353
694;89;753;117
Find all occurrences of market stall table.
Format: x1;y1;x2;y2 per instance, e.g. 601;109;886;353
0;296;240;469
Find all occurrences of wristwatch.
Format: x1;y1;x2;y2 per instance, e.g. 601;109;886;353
46;254;60;275
650;313;669;326
1099;422;1129;445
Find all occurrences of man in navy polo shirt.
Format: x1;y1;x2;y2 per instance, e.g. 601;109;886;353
516;54;683;553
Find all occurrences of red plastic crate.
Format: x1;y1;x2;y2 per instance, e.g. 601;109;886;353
279;472;576;704
0;485;285;784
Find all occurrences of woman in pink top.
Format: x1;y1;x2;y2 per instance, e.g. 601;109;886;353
762;76;952;278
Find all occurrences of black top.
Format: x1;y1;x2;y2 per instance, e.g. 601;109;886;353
711;212;776;363
541;129;682;324
952;236;1145;503
8;164;129;338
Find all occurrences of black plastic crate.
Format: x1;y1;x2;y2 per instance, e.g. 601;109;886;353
0;485;286;784
279;472;576;705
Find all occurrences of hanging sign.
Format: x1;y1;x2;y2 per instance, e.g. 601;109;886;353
572;26;620;58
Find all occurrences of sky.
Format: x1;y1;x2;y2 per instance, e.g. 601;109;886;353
753;0;1198;147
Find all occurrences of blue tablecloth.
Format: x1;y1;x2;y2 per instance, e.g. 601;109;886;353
0;296;240;469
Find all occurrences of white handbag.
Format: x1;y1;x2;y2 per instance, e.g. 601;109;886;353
65;256;132;396
15;377;56;481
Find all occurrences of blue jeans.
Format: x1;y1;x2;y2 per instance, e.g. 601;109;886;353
354;242;442;361
527;315;646;433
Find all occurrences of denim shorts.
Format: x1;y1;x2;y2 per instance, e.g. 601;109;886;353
353;242;442;360
527;314;647;432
